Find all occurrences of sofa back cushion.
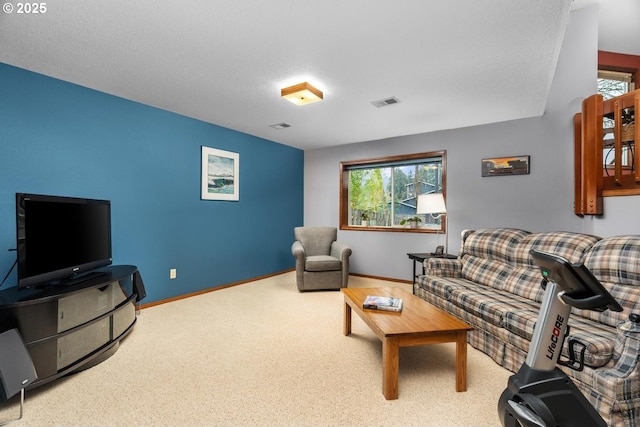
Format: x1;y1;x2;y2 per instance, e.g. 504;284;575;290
461;228;530;262
459;228;600;300
512;232;600;266
293;226;337;257
577;235;640;327
502;232;601;302
461;256;512;290
460;228;530;289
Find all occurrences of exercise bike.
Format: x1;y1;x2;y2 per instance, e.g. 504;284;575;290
498;249;623;427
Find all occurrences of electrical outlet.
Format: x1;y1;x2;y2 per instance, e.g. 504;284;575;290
170;269;177;279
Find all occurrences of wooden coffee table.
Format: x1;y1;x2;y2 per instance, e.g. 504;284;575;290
341;287;473;400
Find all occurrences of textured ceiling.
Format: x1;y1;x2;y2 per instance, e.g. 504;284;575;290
0;0;635;150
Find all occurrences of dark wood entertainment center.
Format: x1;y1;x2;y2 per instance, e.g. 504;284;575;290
0;265;141;389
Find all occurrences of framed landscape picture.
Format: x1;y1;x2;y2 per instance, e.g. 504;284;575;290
201;146;239;201
481;155;530;177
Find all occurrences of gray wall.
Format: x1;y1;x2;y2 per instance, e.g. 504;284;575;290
303;5;640;282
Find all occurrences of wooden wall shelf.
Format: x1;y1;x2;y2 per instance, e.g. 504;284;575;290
574;89;639;215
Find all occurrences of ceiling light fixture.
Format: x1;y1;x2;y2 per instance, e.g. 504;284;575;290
281;82;323;106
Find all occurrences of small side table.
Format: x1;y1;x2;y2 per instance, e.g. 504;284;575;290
407;252;457;288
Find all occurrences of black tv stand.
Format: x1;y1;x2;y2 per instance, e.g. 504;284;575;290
0;265;143;390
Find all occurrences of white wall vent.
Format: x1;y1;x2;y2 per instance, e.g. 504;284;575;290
371;97;401;108
270;122;292;130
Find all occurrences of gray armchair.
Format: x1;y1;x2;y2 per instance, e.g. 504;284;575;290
291;226;352;291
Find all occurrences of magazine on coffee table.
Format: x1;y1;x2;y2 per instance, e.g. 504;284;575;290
363;295;403;312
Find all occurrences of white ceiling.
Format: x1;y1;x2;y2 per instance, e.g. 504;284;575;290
0;0;637;150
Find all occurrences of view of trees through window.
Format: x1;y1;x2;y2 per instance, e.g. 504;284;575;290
598;69;634;133
597;69;635;169
598;71;632;100
340;152;445;231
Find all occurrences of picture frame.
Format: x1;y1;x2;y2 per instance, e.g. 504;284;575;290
481;155;530;177
201;146;239;201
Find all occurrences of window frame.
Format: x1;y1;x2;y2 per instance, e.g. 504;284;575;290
339;150;446;233
598;68;635;100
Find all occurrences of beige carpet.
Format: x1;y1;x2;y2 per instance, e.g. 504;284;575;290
1;273;511;426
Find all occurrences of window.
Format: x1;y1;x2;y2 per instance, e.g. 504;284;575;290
598;69;634;100
340;151;446;232
597;69;636;178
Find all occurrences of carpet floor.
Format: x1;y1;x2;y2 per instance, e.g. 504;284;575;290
1;272;511;426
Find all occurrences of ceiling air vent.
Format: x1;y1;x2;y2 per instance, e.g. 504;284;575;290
270;122;292;130
371;96;401;108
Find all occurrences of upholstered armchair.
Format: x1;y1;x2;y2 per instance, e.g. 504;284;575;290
291;226;352;291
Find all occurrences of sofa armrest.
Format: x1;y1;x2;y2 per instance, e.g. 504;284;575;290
423;257;462;278
591;320;640;403
291;241;306;268
330;241;352;262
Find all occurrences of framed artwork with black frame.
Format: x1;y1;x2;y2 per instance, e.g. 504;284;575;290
481;155;530;177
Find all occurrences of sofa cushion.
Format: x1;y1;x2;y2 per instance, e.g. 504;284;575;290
448;285;535;328
502;267;546;302
503;309;538;341
417;275;469;300
584;235;640;286
461;255;511;289
461;228;530;262
460;228;530;289
512;231;600;267
578;235;640;328
304;255;341;272
499;232;600;301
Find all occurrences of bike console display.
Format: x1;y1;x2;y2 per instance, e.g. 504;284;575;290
529;249;623;313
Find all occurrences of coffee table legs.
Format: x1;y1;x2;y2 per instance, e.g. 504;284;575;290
343;302;352;336
456;331;468;392
383;337;400;399
342;299;468;399
383;333;467;400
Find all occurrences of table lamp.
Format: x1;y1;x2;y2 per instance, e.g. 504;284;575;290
416;193;448;255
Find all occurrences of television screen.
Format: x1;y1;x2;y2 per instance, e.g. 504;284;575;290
16;193;112;288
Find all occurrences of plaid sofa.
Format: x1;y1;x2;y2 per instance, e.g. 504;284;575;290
415;228;640;427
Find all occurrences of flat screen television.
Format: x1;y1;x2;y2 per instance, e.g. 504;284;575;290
16;193;113;289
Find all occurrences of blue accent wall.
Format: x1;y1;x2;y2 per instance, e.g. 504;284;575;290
0;63;303;303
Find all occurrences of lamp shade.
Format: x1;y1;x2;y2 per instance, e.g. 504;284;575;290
416;193;446;215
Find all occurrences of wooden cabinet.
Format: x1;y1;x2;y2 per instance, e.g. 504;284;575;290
0;265;140;389
574;89;639;215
